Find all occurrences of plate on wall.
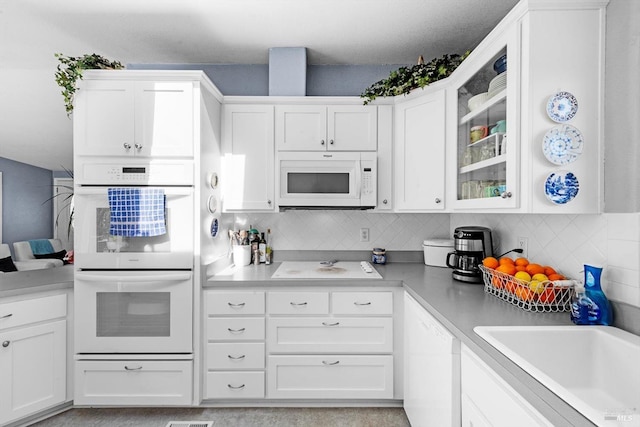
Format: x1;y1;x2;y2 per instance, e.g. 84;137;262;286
546;91;578;122
542;125;584;165
210;217;219;238
207;195;218;214
544;171;579;205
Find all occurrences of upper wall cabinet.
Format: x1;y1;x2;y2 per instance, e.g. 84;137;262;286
221;104;275;212
394;88;447;212
276;105;377;151
446;0;607;213
74;79;194;158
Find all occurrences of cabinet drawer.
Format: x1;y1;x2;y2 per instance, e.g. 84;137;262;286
332;291;393;315
207;343;265;370
206;371;265;399
268;317;393;353
207;317;265;341
74;360;192;405
268;291;329;315
206;291;265;315
0;294;67;331
267;355;393;399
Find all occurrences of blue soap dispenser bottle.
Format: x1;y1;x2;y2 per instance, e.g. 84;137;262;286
583;264;613;325
570;283;592;325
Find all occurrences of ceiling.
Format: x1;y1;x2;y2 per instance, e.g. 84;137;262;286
0;0;518;171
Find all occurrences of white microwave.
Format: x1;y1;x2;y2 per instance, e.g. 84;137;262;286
277;152;377;209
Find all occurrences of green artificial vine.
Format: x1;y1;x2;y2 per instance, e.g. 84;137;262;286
54;53;124;116
361;51;470;105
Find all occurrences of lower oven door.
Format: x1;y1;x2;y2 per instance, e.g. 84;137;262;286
75;271;192;354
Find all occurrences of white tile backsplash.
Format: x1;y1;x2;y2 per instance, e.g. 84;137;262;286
228;211;640;307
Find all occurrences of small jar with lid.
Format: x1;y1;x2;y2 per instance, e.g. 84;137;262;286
372;248;387;265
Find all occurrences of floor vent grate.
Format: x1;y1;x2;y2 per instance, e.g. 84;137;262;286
166;422;214;427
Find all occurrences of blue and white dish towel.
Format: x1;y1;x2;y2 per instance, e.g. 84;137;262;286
108;188;167;237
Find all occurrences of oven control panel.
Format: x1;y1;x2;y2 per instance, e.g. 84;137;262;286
76;162;194;185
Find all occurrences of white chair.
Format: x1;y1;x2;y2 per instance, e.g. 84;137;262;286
12;239;65;268
0;243;58;271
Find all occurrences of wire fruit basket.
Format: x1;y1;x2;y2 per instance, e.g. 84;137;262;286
479;265;575;312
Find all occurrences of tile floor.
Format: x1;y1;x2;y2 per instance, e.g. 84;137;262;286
30;407;411;427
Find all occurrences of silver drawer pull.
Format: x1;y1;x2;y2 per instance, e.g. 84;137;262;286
124;365;142;371
227;302;246;308
227;354;246;360
227;327;246;333
322;322;340;327
322;360;340;366
290;302;308;306
354;302;372;306
228;383;246;390
0;314;13;319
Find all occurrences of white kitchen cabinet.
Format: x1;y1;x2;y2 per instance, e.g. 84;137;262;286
276;105;377;151
394;88;447;211
221;104;275;211
375;104;394;210
404;293;460;427
74;79;194;158
461;344;552;427
204;291;266;400
447;0;606;213
74;360;193;406
0;294;67;426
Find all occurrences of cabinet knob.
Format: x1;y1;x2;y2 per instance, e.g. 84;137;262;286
2;341;9;348
0;313;12;319
321;140;325;145
501;191;513;199
330;139;334;145
134;143;143;150
435;198;442;204
267;200;272;205
123;143;131;150
383;199;388;205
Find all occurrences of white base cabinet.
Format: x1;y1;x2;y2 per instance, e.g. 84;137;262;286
267;355;393;399
0;293;67;426
74;360;193;406
461;345;552;426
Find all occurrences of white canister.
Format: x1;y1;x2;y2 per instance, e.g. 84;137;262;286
233;245;251;266
423;239;454;267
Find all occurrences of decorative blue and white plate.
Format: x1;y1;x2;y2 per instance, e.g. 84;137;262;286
210;217;219;238
544;171;579;204
542;125;584;165
546;91;578;122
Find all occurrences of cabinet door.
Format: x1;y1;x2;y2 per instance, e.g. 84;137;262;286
394;90;446;211
327;105;377;151
74;80;135;157
0;320;66;425
222;104;275;211
135;81;194;157
275;105;326;151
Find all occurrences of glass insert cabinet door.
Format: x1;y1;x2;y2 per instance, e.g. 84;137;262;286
454;44;518;209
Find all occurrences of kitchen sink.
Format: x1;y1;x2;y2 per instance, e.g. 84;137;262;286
474;325;640;426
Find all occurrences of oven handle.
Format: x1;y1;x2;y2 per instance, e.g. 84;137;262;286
75;186;193;196
75;272;192;283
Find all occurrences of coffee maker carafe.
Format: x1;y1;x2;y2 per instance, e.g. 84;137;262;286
446;226;493;283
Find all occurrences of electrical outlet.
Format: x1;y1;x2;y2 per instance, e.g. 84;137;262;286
517;237;528;258
360;228;369;242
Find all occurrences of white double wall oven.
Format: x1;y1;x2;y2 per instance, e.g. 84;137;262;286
73;161;195;356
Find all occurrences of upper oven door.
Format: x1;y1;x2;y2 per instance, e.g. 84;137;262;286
277;152;362;207
74;186;194;269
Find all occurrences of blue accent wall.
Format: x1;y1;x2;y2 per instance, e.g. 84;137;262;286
0;157;53;251
127;63;407;96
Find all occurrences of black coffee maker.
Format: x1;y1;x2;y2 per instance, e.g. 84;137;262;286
446;226;493;283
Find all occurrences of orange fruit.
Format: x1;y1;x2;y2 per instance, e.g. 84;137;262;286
496;263;516;276
548;273;565;281
525;263;545;275
482;257;499;269
515;286;535;301
505;280;517;294
544;266;557;276
515;265;527;272
499;257;515;265
515;257;529;267
492;276;503;289
539;288;556;303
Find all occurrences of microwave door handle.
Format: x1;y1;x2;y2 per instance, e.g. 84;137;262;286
354;161;362;198
75;272;192;283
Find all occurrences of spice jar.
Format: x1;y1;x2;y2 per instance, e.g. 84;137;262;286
372;248;387;265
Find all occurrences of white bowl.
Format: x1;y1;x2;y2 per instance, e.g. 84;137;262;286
468;92;489;111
